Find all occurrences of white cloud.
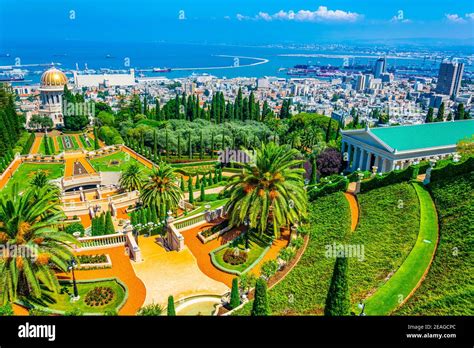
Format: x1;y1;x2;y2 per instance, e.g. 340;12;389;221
445;14;466;23
465;13;474;20
237;6;361;23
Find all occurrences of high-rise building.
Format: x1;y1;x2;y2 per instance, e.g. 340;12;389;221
435;61;464;98
355;74;366;91
373;58;386;78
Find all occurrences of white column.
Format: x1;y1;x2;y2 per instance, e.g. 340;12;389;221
352;147;360;171
366;152;373;171
358;149;366;170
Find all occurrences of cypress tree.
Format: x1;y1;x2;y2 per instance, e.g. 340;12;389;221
199;130;203;160
436;102;445;122
188;177;194;204
455;103;465;120
200;182;206;201
251;279;269;316
177;134;181;159
105;211;115;235
210;132;214;159
325;118;333;143
425;107;434;123
195;174;200;189
324;257;350;316
93;127;100;150
188;131;192;159
180;176;185;191
167;295;176;316
230;278;240;309
310;156;317;185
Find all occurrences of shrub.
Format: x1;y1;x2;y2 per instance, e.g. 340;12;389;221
430;156;474;183
65;222;85;236
239;273;257;293
324;256;351;316
77;254;108;264
251;279;269;316
278;247;296;264
290;236;304;250
64;308;84;316
0;303;13;316
260;259;279;279
223;248;248;265
308;175;349;200
167;295;176;316
137;303;164;316
359;165;418;192
230;278;241;309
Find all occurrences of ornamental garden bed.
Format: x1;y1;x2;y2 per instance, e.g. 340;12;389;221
198;220;230;243
210;232;272;276
77;254;112;269
20;278;127;315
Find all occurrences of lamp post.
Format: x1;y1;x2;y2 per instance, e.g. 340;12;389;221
357;301;366;316
68;258;79;301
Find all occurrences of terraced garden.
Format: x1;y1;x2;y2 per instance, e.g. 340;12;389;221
396;172;474;315
1;162;64;194
235;182;420;315
89;151;151;173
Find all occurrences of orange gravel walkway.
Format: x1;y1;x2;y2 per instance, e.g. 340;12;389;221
344;192;359;232
250;229;290;276
180;222;240;287
30;135;43;154
121;146;154;169
78;214;92;228
57;246;146;315
0;158;21;190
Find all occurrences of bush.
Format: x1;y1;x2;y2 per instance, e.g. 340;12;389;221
251;279;269;316
0;303;13;316
324;256;351;316
430;156;474;183
290;236;304;250
223;248;248;265
278;247;296;263
167;295;176;316
77;254;108;264
137;303;164;316
230;278;241;309
308;175;349;200
260;259;279;279
360;165;418;192
65;222;85;236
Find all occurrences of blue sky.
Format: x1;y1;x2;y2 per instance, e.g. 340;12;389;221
1;0;473;45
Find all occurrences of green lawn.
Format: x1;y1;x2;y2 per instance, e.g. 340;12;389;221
364;183;438;315
212;233;272;274
79;135;94;151
234;192;351;315
396;172;474;315
178;198;229;219
2;162;64;195
89;151;151;173
23;279;127;315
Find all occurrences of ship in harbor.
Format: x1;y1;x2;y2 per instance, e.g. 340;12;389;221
153;67;171;73
287;64;343;77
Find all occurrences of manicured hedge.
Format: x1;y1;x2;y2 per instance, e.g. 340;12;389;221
360;165;418;192
430;156;474;183
20;132;35;155
347;170;371;183
308;176;349;200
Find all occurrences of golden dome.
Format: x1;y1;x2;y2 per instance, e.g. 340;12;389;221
40;67;68;87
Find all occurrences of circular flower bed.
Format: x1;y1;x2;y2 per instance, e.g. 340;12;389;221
223;248;248;265
84;286;115;307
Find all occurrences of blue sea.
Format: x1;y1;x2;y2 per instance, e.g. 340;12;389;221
0;41;472;84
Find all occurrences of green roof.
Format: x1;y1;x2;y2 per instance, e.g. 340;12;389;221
370;120;474;152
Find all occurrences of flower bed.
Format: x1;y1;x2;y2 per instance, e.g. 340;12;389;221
77;254;112;269
84;286;115;307
198;220;230;243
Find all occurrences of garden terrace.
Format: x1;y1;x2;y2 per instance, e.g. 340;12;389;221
20;278;127;315
396;171;474;315
1;162;64;194
89;150;152;174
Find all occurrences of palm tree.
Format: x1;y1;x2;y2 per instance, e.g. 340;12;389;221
140;162;183;218
224;142;307;237
119;163;144;192
29;170;60;198
0;184;77;304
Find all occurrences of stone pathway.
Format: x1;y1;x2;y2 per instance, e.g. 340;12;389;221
132;235;229;306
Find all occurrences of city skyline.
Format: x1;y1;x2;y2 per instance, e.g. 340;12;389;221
1;1;474;45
